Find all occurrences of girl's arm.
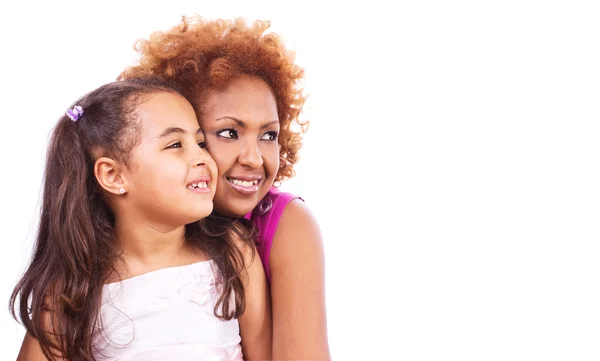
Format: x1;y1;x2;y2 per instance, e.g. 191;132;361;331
17;306;61;361
17;333;51;361
238;240;272;360
270;199;331;361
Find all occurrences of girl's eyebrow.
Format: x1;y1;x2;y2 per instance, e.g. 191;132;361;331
157;126;203;138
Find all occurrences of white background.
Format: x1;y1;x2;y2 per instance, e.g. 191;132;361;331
1;1;599;360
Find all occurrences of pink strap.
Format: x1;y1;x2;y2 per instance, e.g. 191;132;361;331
251;189;302;283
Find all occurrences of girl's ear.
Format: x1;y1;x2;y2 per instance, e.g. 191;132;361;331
94;157;129;195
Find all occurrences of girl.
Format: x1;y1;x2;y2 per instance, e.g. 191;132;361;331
120;16;331;361
11;80;270;361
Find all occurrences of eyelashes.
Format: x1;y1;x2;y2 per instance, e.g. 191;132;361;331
166;140;207;149
216;129;238;139
216;128;278;141
261;131;278;141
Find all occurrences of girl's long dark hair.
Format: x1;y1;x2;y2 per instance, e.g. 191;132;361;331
9;80;254;361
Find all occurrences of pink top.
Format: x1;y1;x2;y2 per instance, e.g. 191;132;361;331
244;187;303;283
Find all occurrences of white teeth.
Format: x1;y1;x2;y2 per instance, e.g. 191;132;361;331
231;179;258;187
188;181;208;190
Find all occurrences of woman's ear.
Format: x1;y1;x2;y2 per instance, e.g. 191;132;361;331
94;157;129;195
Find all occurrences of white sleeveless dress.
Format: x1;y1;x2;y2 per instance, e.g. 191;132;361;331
93;260;243;361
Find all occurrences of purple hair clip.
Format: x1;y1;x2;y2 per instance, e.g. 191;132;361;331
66;105;84;122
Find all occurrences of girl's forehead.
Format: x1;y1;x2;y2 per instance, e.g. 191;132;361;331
136;92;199;134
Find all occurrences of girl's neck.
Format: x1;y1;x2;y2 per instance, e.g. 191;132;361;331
113;217;203;274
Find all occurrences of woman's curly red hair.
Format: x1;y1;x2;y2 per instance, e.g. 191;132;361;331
119;16;308;183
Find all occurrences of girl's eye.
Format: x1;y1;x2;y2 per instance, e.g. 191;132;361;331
167;142;182;149
198;141;206;148
261;131;278;141
217;129;238;139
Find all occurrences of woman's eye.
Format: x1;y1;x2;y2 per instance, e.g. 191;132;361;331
261;131;278;141
198;141;206;148
167;142;182;149
217;129;238;139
